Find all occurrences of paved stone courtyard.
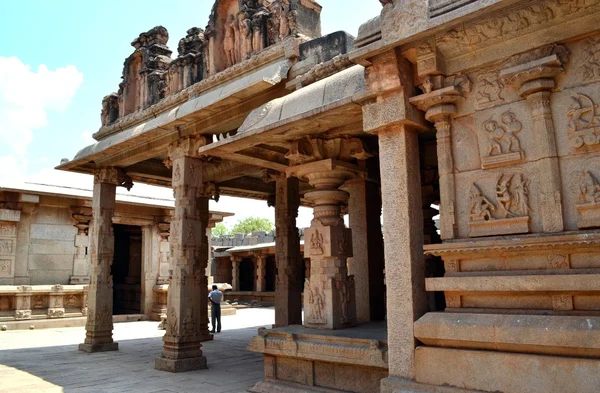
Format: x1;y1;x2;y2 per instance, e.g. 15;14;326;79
0;308;274;393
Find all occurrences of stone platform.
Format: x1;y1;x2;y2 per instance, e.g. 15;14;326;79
248;322;388;393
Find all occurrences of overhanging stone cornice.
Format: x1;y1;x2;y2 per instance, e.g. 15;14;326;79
56;59;293;175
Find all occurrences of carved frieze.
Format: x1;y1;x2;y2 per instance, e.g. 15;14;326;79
480;111;524;168
567;93;600;152
575;169;600;229
0;222;16;237
468;173;531;237
580;37;600;81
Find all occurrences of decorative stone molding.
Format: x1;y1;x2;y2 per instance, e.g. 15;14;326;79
248;328;388;369
0;285;88;321
285;137;374;165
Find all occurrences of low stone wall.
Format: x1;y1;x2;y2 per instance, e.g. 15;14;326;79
0;284;87;322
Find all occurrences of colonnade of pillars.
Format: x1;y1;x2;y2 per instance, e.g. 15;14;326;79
80;141;393;372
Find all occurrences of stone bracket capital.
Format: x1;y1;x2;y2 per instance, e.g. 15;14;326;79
501;54;565;97
94;167;133;190
165;135;211;167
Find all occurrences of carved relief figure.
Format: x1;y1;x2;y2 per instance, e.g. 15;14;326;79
238;12;253;61
0;240;12;254
567;93;600;150
476;71;504;109
496;174;515;218
580;37;600;81
277;0;290;39
310;230;324;255
306;279;325;323
224;15;237;68
579;170;600;204
481;111;524;168
469;184;496;221
512;174;531;217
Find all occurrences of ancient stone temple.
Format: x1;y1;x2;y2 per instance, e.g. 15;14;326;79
58;0;600;392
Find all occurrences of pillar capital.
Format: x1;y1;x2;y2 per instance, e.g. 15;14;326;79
164;135;211;167
93;167;133;190
500;52;565;97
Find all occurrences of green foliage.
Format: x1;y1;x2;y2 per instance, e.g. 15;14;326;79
230;217;274;235
211;222;229;237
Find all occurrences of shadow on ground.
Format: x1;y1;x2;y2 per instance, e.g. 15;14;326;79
0;323;267;393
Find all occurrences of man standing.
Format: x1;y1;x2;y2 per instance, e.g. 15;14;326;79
208;284;223;333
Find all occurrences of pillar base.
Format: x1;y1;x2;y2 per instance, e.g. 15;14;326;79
154;356;207;373
78;342;119;353
381;377;481;393
200;332;214;342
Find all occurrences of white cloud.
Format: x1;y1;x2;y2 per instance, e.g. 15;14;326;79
0;57;83;184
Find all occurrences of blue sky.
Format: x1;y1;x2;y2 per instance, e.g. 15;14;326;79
0;0;381;228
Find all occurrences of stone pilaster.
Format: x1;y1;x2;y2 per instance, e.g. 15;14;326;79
289;159;360;330
79;167;120;353
255;253;266;293
345;178;385;322
360;50;428;381
155;136;211;372
378;124;427;378
273;176;303;327
231;256;241;292
70;207;92;284
410;85;467;240
501;54;565;233
14;285;32;320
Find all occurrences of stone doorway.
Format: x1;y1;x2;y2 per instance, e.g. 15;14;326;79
112;224;142;315
239;258;254;291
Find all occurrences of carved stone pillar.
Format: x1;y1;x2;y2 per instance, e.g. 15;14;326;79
155;136;211;373
273;176;303;327
255;253;266;293
14;285;32;320
154;222;170;327
501;53;565;233
48;284;65;318
79;167;121;353
70;207;92;284
359;50;428;381
288;159;360;330
410;83;468;240
231;256;241;292
345;178;385;322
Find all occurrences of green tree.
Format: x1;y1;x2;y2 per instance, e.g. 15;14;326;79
230;217;274;235
211;222;229;237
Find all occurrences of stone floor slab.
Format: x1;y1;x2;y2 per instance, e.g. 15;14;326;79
0;308;275;393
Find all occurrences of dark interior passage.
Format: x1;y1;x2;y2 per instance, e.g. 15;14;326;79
266;255;276;292
239;258;255;291
112;224;142;315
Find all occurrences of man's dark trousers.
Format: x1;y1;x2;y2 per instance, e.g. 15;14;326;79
211;303;221;333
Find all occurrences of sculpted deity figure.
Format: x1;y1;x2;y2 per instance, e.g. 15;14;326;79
306;279;325;322
512;174;531;216
252;12;265;52
470;184;496;221
238;12;253;61
580;170;600;204
496;174;516;218
224;15;237;67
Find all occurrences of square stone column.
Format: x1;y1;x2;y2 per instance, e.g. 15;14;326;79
378;124;427;379
273;176;303;327
255;254;266;293
345;178;385;322
155;136;211;373
79;168;120;353
231;256;240;291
